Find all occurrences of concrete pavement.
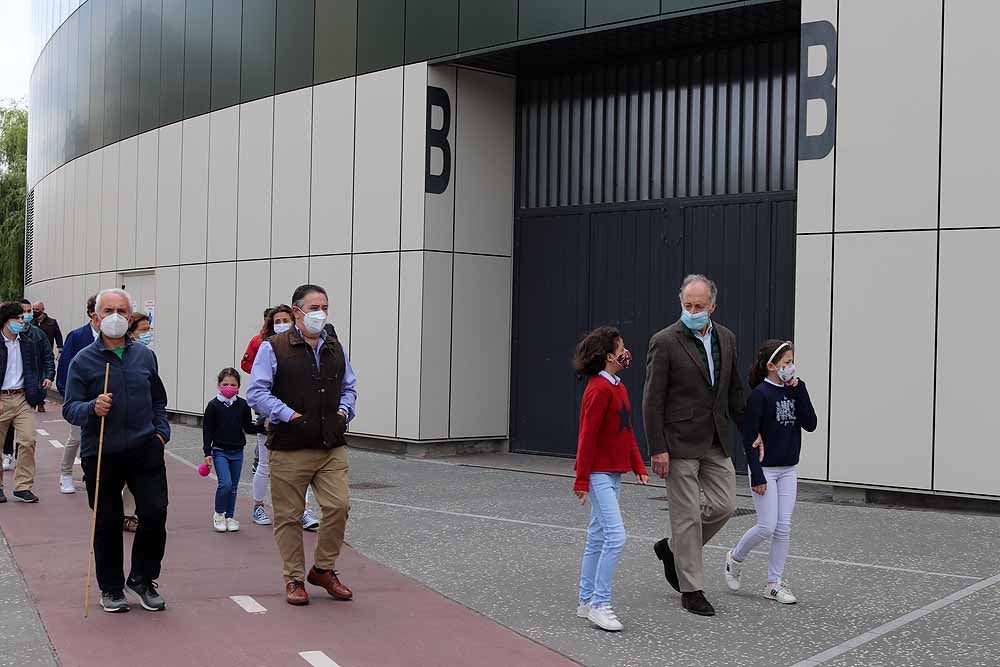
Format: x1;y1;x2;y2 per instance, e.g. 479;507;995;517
2;411;999;666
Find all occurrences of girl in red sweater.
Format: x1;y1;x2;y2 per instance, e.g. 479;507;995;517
573;326;649;632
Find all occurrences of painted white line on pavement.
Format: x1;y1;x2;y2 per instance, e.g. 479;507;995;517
229;595;267;614
48;439;63;448
41;419;65;424
36;429;49;436
789;571;1000;666
352;498;983;582
299;651;342;667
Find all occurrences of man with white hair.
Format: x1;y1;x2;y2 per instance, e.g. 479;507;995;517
643;274;748;617
63;289;170;614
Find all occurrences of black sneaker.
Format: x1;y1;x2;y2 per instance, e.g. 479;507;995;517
681;590;716;616
125;577;166;611
12;490;39;503
653;538;680;592
0;489;6;503
101;590;130;613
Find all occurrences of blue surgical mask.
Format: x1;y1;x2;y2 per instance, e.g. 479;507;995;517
8;320;24;335
680;309;710;332
137;332;154;347
21;312;32;323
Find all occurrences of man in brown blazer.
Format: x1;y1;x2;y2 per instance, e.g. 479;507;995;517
642;274;749;616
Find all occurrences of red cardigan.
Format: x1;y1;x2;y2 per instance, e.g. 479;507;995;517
574;374;648;492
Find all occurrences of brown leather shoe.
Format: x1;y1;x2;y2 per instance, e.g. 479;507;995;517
285;581;309;606
307;567;353;601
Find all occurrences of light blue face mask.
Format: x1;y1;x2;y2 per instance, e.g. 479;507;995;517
21;312;32;323
680;308;710;332
137;332;153;347
8;320;25;335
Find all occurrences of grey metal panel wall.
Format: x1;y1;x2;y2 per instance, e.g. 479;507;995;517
517;35;799;209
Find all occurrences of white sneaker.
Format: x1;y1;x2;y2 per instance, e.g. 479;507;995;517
213;513;227;532
2;454;12;471
725;550;743;591
301;511;320;531
59;475;76;494
226;517;240;532
587;603;624;632
763;581;797;604
576;602;591;618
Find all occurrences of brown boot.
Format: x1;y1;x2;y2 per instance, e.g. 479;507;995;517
285;581;309;606
307;567;353;601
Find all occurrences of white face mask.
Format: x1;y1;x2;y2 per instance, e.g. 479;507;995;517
100;313;129;339
273;322;292;334
302;310;327;335
777;363;796;384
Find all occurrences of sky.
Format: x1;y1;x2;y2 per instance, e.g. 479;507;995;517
0;0;33;105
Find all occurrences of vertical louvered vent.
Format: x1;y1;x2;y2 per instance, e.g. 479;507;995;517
24;189;34;286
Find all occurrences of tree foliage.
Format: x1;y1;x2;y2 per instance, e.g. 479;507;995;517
0;100;27;301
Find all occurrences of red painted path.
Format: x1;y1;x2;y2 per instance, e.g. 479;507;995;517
1;415;577;667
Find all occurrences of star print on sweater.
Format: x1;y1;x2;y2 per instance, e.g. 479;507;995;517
618;403;632;432
574;374;647;492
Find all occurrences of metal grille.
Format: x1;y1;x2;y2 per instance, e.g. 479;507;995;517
23;189;34;285
517;35;799;209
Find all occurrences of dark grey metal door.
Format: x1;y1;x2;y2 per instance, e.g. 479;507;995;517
511;192;796;467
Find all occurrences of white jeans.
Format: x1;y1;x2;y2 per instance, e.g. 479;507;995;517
732;466;797;583
252;437;269;503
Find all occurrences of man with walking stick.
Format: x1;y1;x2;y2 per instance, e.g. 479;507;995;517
64;289;170;614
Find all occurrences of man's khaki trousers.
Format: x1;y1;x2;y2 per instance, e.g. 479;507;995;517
0;394;37;492
666;444;736;592
269;446;350;582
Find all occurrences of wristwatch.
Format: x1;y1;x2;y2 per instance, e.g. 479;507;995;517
337;409;348;419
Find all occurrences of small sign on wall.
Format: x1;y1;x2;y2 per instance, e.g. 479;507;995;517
144;300;155;327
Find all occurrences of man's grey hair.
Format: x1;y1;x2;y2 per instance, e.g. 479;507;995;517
679;274;718;304
95;288;134;313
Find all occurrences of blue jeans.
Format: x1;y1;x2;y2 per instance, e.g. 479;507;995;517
578;473;626;607
212;449;244;518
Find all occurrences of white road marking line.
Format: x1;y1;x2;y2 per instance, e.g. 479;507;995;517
229;595;266;614
299;651;342;667
36;429;49;436
163;449;217;480
41;419;65;424
351;498;984;582
789;572;1000;666
48;439;63;448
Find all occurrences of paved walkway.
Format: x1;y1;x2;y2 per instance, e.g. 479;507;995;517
3;411;1000;666
0;414;574;667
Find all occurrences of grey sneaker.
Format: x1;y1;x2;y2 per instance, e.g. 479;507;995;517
125;578;166;611
101;590;130;613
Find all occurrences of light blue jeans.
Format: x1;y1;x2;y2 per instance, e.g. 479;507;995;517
578;472;626;607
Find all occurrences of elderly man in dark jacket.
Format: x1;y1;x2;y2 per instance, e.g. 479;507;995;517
643;274;748;617
64;289;170;614
0;302;50;504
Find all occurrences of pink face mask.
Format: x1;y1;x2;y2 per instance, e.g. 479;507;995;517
219;386;239;400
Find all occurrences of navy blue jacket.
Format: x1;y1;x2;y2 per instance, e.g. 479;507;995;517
56;323;96;394
25;324;55;382
63;336;170;458
742;380;819;486
0;332;48;407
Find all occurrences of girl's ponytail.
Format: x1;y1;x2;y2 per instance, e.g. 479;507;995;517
748;339;792;387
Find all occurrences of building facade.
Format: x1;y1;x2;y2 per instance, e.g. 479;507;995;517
25;0;1000;500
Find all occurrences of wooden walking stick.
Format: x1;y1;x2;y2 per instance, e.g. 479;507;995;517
84;362;111;619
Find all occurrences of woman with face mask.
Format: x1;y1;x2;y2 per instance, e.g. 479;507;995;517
249;305;294;527
115;313;154;532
